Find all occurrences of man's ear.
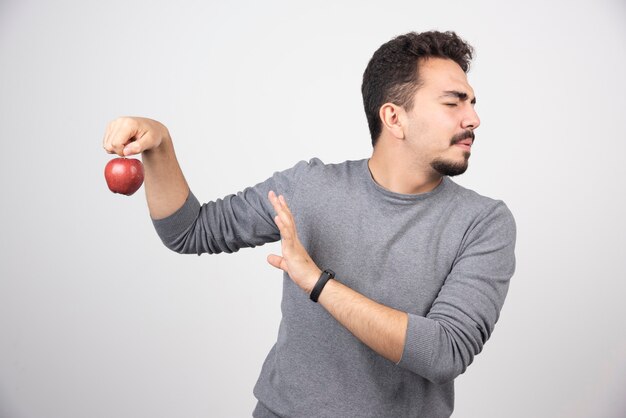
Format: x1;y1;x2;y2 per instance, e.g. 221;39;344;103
379;103;406;140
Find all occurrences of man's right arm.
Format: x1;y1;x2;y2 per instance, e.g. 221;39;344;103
102;116;189;220
103;116;314;256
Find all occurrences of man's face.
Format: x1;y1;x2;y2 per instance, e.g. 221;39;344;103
402;57;480;177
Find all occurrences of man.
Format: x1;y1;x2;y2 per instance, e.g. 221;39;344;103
102;31;516;417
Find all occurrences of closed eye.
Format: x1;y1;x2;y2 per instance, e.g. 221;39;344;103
445;103;458;107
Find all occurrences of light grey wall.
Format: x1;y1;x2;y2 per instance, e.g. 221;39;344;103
1;0;625;417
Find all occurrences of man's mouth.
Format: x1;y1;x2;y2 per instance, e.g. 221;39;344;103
454;141;472;151
452;131;474;151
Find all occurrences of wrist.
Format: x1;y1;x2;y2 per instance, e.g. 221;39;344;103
310;269;335;303
141;128;171;156
305;267;323;295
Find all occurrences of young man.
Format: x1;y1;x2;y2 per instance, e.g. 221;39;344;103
102;31;516;418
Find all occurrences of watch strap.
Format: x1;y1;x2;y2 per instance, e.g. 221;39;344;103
310;269;335;303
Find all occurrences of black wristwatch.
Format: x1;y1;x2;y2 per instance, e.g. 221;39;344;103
310;269;335;303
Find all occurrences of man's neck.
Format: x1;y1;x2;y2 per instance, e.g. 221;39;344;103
368;147;443;195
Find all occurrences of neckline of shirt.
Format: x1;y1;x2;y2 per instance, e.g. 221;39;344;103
361;158;450;203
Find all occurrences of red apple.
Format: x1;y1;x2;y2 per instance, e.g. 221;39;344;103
104;157;144;196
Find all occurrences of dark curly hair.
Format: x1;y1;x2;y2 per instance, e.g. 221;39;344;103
361;31;474;147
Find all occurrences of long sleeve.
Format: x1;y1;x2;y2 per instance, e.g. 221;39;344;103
397;201;517;384
151;159;312;255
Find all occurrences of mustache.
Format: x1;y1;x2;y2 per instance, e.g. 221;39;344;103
451;130;475;145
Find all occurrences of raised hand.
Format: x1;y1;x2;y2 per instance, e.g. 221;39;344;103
266;190;321;294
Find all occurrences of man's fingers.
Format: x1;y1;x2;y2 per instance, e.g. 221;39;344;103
267;254;281;268
278;194;293;215
123;139;142;156
278;209;293;229
102;124;113;153
102;117;156;157
267;254;287;272
269;191;290;211
269;191;294;224
103;124;123;156
103;120;133;157
268;190;280;211
269;190;302;248
275;215;294;241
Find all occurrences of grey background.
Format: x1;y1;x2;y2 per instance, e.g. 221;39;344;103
1;0;625;417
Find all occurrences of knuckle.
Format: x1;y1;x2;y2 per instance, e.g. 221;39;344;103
118;116;137;131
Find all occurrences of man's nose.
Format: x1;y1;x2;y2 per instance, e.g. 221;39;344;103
462;107;480;130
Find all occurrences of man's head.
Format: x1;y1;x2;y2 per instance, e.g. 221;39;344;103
361;31;479;177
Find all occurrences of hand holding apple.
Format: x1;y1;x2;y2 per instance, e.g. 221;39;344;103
102;117;169;157
104;157;144;196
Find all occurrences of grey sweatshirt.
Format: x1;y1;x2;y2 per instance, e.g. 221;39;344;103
152;158;516;418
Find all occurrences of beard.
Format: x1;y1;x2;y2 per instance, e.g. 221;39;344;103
430;155;469;177
430;130;474;176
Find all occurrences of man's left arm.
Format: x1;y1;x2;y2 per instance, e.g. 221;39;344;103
266;190;516;384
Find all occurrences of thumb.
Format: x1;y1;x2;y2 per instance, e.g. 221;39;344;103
267;254;286;271
123;140;142;156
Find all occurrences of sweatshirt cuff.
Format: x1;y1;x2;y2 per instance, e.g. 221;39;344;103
151;191;201;241
397;313;437;374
